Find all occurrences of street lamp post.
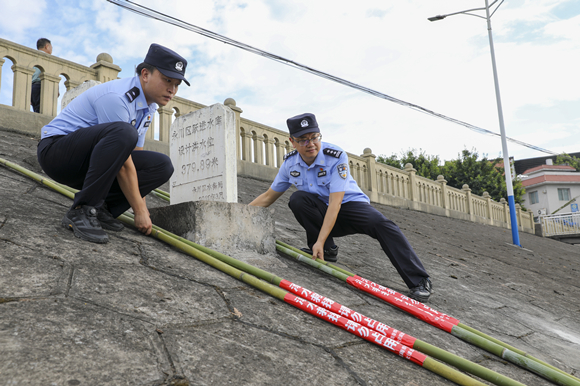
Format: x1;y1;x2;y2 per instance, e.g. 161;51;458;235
428;0;521;247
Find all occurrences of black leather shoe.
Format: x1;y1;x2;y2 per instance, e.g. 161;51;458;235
408;277;433;303
300;245;339;262
61;206;109;244
96;203;124;232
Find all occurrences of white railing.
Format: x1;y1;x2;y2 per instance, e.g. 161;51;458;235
541;213;580;237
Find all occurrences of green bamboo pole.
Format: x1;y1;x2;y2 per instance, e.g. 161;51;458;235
153;188;170;202
147;188;580;385
154;188;170;197
0;159;505;386
457;323;573;379
0;158;75;200
276;240;580;386
122;216;525;386
140;226;489;386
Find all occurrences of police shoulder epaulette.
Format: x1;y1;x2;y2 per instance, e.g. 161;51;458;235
283;150;297;161
125;87;140;103
323;148;343;158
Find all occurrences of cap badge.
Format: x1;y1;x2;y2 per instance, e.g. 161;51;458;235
300;120;309;127
175;61;184;71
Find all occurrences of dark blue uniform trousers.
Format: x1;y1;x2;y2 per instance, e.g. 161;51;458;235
37;122;173;218
288;190;429;288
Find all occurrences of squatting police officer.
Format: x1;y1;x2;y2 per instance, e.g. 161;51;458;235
249;113;433;302
37;43;189;244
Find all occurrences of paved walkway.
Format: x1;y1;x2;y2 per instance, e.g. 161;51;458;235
1;129;579;385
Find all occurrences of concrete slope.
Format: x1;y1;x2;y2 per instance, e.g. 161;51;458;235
1;128;579;386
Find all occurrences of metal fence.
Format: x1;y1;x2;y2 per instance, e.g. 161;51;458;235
541;213;580;237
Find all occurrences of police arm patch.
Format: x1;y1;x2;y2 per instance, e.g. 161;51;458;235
337;163;348;179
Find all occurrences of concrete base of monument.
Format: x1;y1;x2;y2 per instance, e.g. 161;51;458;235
149;201;286;268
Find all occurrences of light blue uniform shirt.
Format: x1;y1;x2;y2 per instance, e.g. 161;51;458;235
41;76;156;148
32;67;41;83
271;142;370;205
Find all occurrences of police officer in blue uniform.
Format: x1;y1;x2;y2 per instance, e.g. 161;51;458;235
37;43;189;244
250;113;433;302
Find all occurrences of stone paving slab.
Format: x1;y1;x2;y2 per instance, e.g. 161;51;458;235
68;264;231;327
2;128;580;385
164;320;361;386
0;298;170;385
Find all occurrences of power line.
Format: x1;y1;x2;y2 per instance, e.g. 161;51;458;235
107;0;560;156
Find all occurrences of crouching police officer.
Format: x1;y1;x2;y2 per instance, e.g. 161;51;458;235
37;43;189;244
249;113;433;302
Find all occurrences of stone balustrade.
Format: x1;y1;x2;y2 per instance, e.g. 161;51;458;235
0;37;535;234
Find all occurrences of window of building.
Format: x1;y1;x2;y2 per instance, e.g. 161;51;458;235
529;191;539;204
558;188;570;201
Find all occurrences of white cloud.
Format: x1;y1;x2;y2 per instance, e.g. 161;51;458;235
0;0;46;38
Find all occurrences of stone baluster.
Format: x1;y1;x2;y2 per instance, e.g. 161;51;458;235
157;105;173;143
39;73;61;116
437;175;448;210
404;163;418;202
240;132;252;161
362;148;378;201
146;114;156;140
275;140;284;168
254;134;264;165
500;198;509;226
483;191;493;225
462;184;474;221
11;64;35;111
265;138;275;167
515;203;523;230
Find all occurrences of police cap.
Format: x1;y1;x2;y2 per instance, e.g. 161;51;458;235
287;113;320;138
144;43;190;86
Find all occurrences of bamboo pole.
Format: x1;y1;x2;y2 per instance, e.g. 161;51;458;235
0;158;500;386
276;241;580;386
144;189;580;385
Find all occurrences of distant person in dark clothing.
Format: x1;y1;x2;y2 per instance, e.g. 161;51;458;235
31;38;53;113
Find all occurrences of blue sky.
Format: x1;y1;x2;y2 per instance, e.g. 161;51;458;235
1;0;579;164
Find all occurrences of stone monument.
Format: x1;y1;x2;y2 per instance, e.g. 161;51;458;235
169;104;237;204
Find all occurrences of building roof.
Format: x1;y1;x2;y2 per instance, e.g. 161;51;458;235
522;174;580;187
522;164;576;175
513;152;580;175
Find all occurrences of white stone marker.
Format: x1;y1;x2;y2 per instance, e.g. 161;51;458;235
61;80;101;109
169;103;237;204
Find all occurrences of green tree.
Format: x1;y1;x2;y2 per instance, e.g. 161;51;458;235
378;148;526;207
377;149;443;180
376;154;402;169
442;149;526;206
554;153;580;171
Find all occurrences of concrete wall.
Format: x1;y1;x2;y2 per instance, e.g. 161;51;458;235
0;38;535;234
527;183;580;216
